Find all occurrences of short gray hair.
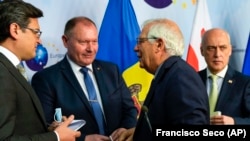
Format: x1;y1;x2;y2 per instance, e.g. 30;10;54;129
143;18;184;56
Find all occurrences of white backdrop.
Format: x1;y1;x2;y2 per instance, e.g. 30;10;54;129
24;0;250;77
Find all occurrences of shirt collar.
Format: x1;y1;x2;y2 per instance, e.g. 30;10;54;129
66;55;93;72
206;65;228;78
0;46;20;66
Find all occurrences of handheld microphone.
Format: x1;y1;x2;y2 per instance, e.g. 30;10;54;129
142;106;152;132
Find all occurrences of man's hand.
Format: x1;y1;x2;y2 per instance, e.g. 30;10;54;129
118;127;135;141
55;115;81;141
85;134;110;141
48;116;67;131
109;128;126;141
210;115;235;125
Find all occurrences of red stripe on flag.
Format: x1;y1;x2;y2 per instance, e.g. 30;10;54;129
186;44;199;71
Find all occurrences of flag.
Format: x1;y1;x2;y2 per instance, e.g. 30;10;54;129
242;33;250;76
186;0;212;71
97;0;153;116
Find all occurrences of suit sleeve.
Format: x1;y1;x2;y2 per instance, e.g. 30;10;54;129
0;64;58;141
233;77;250;124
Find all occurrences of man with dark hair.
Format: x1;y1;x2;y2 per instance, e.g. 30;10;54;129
0;1;80;140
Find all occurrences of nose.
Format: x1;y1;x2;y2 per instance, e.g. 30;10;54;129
214;47;221;57
134;44;139;52
37;38;42;45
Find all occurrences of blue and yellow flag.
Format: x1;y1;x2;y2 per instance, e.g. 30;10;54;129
97;0;153;115
242;33;250;76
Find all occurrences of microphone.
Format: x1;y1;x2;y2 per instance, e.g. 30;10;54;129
142;106;152;132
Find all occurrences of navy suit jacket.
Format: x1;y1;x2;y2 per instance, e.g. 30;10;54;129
31;56;137;140
0;53;57;141
133;56;209;141
199;66;250;124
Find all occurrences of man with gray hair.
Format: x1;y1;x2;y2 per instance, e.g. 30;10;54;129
119;18;209;141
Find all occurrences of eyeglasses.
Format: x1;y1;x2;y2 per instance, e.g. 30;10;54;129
136;37;157;45
24;27;42;38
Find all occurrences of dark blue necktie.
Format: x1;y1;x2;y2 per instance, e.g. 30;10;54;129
80;67;105;135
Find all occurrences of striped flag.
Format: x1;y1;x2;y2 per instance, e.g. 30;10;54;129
186;0;212;71
242;33;250;76
97;0;153;116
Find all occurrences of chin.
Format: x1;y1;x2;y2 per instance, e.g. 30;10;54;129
139;63;145;69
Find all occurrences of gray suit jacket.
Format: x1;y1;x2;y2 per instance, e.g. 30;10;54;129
0;53;57;141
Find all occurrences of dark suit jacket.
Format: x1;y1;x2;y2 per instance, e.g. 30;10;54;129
133;56;209;141
31;56;137;140
0;53;57;141
199;66;250;124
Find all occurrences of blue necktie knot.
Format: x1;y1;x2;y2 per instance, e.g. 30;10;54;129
80;67;88;74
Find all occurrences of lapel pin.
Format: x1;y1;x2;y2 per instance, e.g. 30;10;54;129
228;80;233;83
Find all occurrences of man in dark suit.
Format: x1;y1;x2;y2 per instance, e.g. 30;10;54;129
31;16;137;141
0;1;80;141
199;28;250;124
119;18;209;141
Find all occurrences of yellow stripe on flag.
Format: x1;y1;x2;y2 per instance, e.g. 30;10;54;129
122;62;153;103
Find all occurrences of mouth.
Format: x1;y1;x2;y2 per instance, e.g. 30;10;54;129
136;53;141;58
84;53;93;57
137;56;142;61
212;60;221;64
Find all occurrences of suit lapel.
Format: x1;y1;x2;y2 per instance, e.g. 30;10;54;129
199;69;207;86
92;62;109;117
136;78;155;130
0;53;47;130
216;67;235;110
60;57;93;114
200;67;236;111
142;78;156;107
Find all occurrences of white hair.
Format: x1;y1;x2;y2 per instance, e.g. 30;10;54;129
143;18;184;56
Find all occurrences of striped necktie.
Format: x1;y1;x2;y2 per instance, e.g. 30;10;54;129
80;67;105;135
17;63;28;81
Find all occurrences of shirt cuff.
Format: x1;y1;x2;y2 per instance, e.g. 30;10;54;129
54;131;60;141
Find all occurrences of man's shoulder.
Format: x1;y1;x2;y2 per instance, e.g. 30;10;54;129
230;68;250;82
94;59;118;68
33;59;64;77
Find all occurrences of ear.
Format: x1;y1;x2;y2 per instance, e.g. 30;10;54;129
9;23;20;39
62;35;69;48
155;38;164;52
156;38;162;47
62;35;67;42
228;45;232;56
200;45;204;56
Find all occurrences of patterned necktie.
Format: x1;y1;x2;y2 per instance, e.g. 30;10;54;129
16;63;28;81
209;74;218;116
80;67;105;135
